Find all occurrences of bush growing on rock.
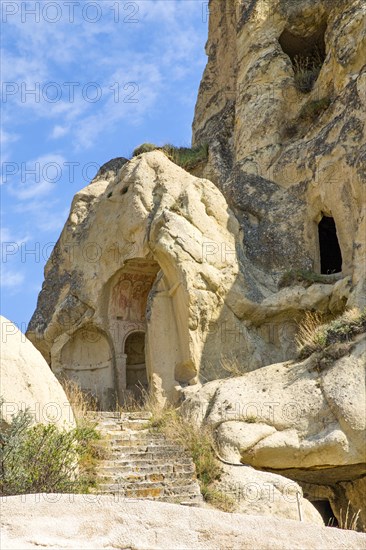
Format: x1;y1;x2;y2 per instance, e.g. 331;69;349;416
132;142;209;171
296;308;366;359
0;402;100;496
132;143;158;156
293;50;324;93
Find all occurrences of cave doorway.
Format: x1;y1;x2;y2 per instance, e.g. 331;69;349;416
318;216;342;274
312;500;338;527
124;331;148;401
279;23;327;93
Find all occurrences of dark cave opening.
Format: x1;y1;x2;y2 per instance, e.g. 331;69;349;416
312;500;339;527
279;24;327;93
318;215;343;274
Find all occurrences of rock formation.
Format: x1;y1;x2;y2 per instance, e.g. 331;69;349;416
27;152;246;407
2;494;365;550
181;335;366;527
26;149;358;406
0;316;75;430
25;0;365;531
193;0;366;308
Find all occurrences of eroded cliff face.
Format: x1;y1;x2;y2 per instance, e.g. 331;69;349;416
193;0;365;306
26;0;365;529
27;150;355;409
189;0;365;527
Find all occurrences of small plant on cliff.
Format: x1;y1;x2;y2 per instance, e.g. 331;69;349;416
296;308;366;359
283;97;332;140
293;49;324;93
163;143;209;170
132;142;209;171
298;97;332;122
132;143;159;156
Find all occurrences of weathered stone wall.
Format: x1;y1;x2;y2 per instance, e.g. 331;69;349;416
193;0;366;305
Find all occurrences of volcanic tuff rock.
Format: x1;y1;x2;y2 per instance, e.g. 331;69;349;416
25;0;366;531
27;149;356;405
2;494;366;550
0;316;75;430
193;0;366;305
181;335;366;528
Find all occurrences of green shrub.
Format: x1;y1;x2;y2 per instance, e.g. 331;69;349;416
0;404;100;496
297;308;366;359
132;142;209;171
132;143;159;157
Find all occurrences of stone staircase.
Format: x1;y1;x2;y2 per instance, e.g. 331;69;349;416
88;411;203;505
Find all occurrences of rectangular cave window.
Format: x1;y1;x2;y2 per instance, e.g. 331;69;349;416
318;215;342;274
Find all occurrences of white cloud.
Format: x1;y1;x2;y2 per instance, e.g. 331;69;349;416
0;127;19;165
1;266;25;290
7;154;66;200
0;226;30;246
1;0;206;156
50;125;70;139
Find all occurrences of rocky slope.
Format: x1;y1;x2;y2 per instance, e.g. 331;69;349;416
2;494;366;550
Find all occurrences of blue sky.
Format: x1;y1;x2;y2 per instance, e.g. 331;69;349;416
1;0;208;330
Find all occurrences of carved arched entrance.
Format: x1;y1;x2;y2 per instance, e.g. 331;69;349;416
60;325;115;410
108;258;160;403
124;331;148;400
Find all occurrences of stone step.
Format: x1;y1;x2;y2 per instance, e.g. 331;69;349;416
96;463;196;475
107;444;186;455
97;421;151;432
103;437;166;446
103;433;165;443
107;443;183;454
96;470;195;484
87;411;152;421
90;410;202;505
119;421;151;431
101;456;192;468
96;481;201;497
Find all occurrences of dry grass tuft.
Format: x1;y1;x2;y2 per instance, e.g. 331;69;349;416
293;50;324;93
60;378;98;425
296;311;326;351
339;503;362;531
220;356;246;377
296;308;366;359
